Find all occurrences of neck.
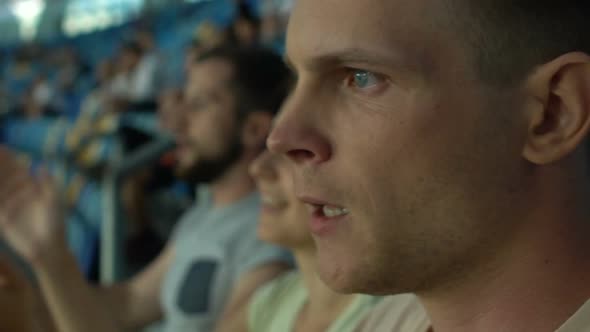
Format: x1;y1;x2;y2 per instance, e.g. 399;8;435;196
421;171;590;332
294;248;356;317
209;158;256;207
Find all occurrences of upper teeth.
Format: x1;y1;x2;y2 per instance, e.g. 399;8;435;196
322;205;349;218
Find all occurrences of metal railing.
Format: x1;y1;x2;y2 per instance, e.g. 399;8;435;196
100;135;175;284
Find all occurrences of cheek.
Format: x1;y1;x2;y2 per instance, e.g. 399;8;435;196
348;106;519;249
257;214;277;241
185;114;202;138
187;120;222;151
331;97;465;229
287;204;312;239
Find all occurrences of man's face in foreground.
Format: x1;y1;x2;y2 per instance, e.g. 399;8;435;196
269;0;530;295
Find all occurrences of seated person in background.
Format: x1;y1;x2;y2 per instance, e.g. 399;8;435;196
186;21;229;72
79;59;117;119
216;150;382;332
132;30;162;109
227;3;261;48
0;46;293;332
109;41;158;112
157;87;184;134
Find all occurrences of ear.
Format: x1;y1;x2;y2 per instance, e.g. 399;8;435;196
241;111;273;150
522;52;590;165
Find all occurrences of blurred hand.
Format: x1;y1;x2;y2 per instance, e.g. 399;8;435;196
0;147;67;267
0;255;35;332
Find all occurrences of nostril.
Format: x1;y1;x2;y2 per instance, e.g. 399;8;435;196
287;149;316;164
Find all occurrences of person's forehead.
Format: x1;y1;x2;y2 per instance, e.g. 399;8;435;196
286;0;447;74
187;58;233;95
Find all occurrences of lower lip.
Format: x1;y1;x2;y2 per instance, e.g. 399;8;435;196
309;209;346;237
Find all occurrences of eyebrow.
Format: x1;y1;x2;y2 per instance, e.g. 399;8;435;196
285;47;428;75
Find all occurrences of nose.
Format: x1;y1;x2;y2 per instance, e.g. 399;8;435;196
267;89;332;166
173;107;189;141
170;104;186;133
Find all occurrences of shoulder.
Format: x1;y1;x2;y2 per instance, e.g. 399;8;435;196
248;272;302;331
352;294;384;311
249;272;301;316
329;295;383;332
169;202;206;241
251;271;301;305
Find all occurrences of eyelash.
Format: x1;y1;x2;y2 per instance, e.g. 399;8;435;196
285;68;388;97
342;68;388;94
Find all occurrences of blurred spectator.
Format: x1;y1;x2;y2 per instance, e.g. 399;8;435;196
31;76;55;110
134;30;162;102
227;3;261;47
4;46;37;101
15;77;60;120
110;40;159;111
50;48;92;120
259;0;291;52
0;46;294;332
110;42;143;102
215;150;382;332
79;59;117;118
52;48;91;92
186;21;228;72
0;2;297;331
157;88;184;134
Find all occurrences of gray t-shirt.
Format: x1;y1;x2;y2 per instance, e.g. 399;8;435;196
160;186;291;332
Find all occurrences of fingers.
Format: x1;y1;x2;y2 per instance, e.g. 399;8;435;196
0;180;39;259
0;182;39;224
0;167;39;208
0;148;56;213
0;147;31;176
0;171;38;205
35;167;58;200
0;148;36;204
0;186;37;258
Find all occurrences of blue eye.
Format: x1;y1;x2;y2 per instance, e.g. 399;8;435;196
349;70;380;89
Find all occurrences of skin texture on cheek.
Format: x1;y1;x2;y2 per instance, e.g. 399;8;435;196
315;78;526;295
280;0;533;296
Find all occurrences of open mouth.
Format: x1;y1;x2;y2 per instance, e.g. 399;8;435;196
305;202;350;236
319;204;350;218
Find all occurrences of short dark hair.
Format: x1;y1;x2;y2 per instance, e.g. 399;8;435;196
196;46;292;118
446;1;590;169
448;1;590;87
236;3;261;30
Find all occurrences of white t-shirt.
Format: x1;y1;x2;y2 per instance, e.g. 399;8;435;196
360;297;590;332
160;186;291;332
357;294;429;332
556;300;590;332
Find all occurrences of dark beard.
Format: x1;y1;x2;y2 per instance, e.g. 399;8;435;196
176;136;243;185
